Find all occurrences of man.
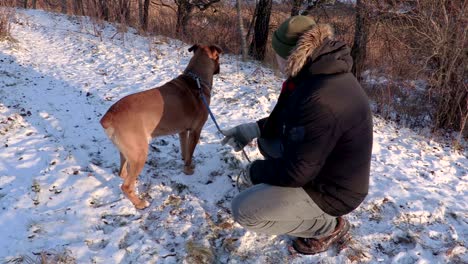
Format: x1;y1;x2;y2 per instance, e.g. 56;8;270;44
222;16;373;255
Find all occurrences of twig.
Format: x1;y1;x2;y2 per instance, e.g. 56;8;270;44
161;253;177;258
93;198;123;208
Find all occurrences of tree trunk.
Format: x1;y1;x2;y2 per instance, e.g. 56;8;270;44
174;0;220;35
245;2;257;43
118;0;124;23
73;0;84;15
127;1;131;22
138;0;143;27
119;0;130;23
32;0;37;9
61;0;67;14
291;0;302;16
176;0;193;35
236;0;248;61
249;0;272;61
142;0;150;31
350;0;369;81
99;0;109;21
23;0;28;8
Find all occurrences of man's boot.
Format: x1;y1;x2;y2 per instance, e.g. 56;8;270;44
293;216;350;255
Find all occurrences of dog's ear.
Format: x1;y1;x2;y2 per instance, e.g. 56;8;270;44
209;45;223;56
188;44;199;52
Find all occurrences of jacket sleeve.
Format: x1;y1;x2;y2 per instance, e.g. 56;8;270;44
257;90;289;138
250;106;339;187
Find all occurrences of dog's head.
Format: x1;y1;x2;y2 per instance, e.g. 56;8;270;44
188;44;223;75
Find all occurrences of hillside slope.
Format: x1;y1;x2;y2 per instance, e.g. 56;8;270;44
0;10;466;264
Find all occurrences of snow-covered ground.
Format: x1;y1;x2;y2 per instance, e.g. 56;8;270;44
0;9;466;264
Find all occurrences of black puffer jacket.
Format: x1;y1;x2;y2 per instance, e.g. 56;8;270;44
250;24;373;216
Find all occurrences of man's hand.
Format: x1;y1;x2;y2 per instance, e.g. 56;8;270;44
221;122;260;152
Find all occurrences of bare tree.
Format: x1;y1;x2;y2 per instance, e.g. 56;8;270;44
291;0;303;16
117;0;131;24
61;0;67;14
95;0;109;21
17;0;28;8
0;6;13;38
245;3;256;42
350;0;370;81
249;0;272;60
172;0;220;35
138;0;143;26
44;0;60;10
174;0;192;35
73;0;84;15
366;0;467;134
292;0;337;16
32;0;37;8
236;0;248;60
142;0;151;30
412;1;467;132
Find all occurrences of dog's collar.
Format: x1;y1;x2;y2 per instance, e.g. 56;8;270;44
183;70;212;91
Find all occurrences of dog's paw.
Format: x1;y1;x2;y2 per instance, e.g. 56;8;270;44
135;199;150;210
183;164;195;175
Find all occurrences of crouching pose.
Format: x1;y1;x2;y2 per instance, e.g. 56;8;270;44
222;16;373;254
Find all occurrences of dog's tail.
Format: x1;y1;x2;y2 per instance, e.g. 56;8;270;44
100;112;115;139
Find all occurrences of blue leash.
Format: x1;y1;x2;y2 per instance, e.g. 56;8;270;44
196;78;225;136
185;71;251;163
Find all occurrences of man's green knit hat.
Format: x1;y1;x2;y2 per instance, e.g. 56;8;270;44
272;16;316;59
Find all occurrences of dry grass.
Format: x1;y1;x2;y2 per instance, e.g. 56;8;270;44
185;240;214;264
4;249;76;264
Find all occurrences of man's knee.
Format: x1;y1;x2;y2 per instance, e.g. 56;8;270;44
231;187;266;228
231;192;250;226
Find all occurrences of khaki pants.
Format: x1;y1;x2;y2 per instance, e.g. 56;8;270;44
231;138;337;238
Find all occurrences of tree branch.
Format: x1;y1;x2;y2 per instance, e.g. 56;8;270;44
193;0;221;11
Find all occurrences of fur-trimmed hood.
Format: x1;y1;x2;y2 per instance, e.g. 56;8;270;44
285;24;353;78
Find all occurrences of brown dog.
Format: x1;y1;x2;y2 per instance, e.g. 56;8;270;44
100;44;222;209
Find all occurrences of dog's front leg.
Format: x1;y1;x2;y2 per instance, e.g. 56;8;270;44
179;130;189;161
